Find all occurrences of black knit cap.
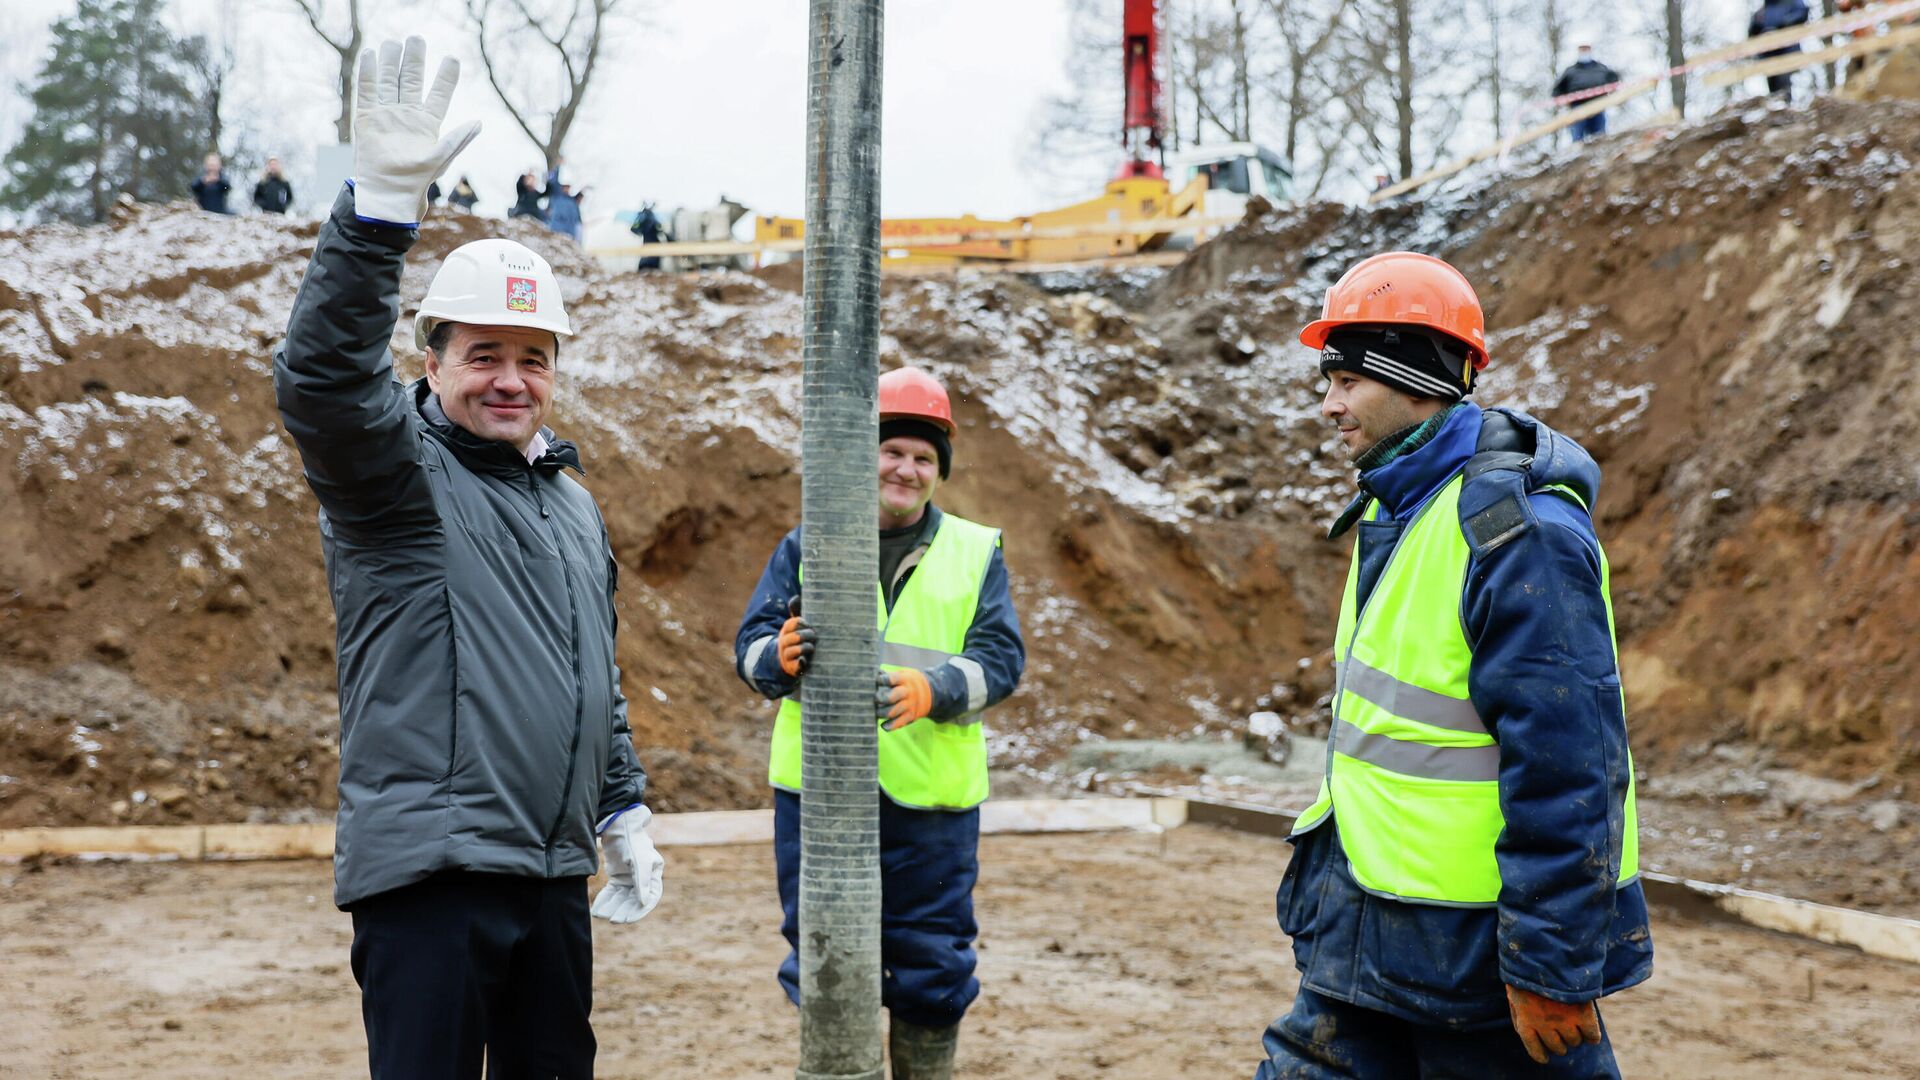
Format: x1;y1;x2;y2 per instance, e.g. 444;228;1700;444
880;418;952;479
1319;326;1476;402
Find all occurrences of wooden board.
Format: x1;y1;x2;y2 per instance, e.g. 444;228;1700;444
1641;872;1920;966
202;823;335;860
0;798;1192;861
1703;24;1920;88
0;825;204;860
648;809;774;847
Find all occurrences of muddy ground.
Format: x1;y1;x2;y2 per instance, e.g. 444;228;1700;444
3;826;1917;1079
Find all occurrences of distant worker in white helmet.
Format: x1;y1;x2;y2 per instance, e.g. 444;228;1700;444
272;37;661;1080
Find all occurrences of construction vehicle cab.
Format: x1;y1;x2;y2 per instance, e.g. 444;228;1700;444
1166;142;1294;221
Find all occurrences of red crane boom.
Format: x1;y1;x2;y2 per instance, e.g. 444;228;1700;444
1118;0;1164;179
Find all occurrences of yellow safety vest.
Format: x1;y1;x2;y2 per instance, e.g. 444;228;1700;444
1292;473;1640;905
768;513;1002;810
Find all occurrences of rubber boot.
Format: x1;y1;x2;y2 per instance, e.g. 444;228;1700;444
889;1017;958;1080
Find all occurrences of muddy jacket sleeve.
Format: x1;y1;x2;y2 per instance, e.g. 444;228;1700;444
925;547;1025;721
735;528;804;700
600;536;648;818
272;184;434;539
1464;495;1632;1004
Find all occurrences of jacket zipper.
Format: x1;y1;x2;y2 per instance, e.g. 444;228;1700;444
529;467;588;873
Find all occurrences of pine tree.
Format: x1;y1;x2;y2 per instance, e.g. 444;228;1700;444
1;0;208;224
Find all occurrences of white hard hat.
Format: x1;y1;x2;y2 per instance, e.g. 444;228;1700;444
413;238;573;351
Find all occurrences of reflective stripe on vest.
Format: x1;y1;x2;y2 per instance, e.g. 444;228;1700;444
1292;474;1640;906
768;513;1002;810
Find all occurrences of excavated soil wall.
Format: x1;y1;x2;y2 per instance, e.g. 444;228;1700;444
2;97;1918;842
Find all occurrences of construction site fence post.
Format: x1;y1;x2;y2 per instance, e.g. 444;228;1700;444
796;1;886;1079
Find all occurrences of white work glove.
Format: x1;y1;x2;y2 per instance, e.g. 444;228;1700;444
592;805;665;924
351;36;481;226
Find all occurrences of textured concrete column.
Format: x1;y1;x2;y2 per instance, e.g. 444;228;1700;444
795;0;885;1078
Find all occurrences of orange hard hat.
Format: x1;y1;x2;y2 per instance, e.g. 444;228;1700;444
1299;252;1489;371
879;367;955;437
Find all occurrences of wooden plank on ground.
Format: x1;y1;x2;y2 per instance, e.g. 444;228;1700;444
0;825;204;859
980;797;1180;834
1641;872;1920;966
202;823;334;860
0;798;1192;860
648;809;774;847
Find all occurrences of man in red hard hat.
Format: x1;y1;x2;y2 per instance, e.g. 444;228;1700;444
1254;252;1652;1077
733;366;1026;1080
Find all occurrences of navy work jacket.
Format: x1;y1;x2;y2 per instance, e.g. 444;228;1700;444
733;505;1026;722
1278;403;1654;1029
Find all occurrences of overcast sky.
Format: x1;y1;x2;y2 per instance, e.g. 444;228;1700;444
1;0;1080;223
0;0;1777;227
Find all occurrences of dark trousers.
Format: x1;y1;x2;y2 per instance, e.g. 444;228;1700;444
1766;73;1793;98
1255;987;1620;1080
350;871;595;1080
1569;113;1608;142
773;788;981;1028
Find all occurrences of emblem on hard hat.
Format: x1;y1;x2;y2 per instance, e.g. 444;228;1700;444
506;276;538;313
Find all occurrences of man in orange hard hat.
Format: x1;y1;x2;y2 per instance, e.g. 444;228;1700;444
1252;252;1652;1078
733;366;1026;1080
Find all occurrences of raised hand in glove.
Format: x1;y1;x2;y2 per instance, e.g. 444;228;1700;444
1505;985;1602;1064
591;805;665;924
779;596;816;678
352;37;482;226
875;669;934;732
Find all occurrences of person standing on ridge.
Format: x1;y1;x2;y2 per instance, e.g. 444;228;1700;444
192;152;233;214
1750;0;1813;99
1551;45;1622;142
273;37;662;1079
1251;252;1652;1078
733;366;1026;1080
510;168;546;220
253;155;293;215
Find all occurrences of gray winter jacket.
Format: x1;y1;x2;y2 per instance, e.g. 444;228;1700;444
275;186;646;908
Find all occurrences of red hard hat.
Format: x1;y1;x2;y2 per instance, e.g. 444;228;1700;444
1300;252;1489;371
879;367;955;437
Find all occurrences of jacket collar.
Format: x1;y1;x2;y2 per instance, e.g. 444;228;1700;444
411;379;582;477
882;503;943;541
1358;401;1481;521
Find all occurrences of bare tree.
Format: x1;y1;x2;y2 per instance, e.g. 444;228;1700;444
1819;0;1839;89
185;2;240;154
1481;0;1510;140
1390;0;1415;179
1541;0;1569;79
1028;0;1124;195
1262;0;1353;174
1176;0;1256;142
1665;0;1689;115
465;0;627;172
288;0;362;143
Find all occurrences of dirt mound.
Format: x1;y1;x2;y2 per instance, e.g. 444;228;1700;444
2;96;1918;831
1124;96;1920;781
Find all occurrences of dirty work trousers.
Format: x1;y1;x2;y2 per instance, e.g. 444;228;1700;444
774;788;981;1028
349;870;595;1080
1255;987;1620;1080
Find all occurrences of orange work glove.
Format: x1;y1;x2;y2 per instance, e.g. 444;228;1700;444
1505;985;1602;1065
874;669;933;731
778;597;816;678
